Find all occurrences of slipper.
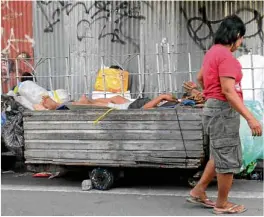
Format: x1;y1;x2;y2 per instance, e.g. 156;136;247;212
213;204;247;215
186;195;215;208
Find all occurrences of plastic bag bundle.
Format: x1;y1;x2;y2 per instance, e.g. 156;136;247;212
240;100;264;171
48;89;69;103
1;95;25;158
18;80;49;104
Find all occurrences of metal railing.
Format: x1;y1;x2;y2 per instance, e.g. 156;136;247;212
1;44;264;103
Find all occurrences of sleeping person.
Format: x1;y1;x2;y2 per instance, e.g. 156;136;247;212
34;93;178;110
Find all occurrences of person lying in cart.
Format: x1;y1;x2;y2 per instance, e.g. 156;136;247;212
34;93;179;110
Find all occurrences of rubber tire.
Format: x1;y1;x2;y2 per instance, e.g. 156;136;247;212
90;168;114;190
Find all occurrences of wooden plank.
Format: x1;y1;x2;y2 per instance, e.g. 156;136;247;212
25;159;201;169
25;158;201;165
25;158;200;164
23;109;202;121
25;139;203;151
24;150;203;161
24;129;203;141
24;120;202;130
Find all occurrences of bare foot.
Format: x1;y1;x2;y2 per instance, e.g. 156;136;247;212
214;202;246;214
33;104;48;110
42;96;60;110
190;188;216;207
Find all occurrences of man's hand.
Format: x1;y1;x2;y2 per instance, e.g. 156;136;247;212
247;117;263;137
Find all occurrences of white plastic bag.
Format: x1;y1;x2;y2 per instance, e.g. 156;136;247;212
18;81;49;104
14;96;34;110
48;89;69;103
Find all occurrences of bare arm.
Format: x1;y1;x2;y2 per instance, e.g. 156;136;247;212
143;94;177;109
197;68;204;90
143;95;164;109
220;77;262;136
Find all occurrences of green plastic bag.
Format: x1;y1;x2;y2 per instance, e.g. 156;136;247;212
240;100;264;172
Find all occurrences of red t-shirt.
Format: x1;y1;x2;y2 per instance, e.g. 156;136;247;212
202;44;243;101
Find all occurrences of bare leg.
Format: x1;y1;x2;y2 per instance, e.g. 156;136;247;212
93;98;113;103
213;173;246;213
78;95;92;104
110;95;129;104
92;95;129;104
189;158;216;205
216;173;233;208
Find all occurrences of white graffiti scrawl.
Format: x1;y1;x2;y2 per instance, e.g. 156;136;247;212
1;0;23;20
1;28;35;55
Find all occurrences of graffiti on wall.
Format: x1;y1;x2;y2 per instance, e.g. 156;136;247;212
1;0;23;20
1;0;34;93
38;1;148;50
181;6;264;51
2;27;35;55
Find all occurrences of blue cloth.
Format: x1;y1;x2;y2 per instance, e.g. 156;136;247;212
1;112;7;126
182;99;196;106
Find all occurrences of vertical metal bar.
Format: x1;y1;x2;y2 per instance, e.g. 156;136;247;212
15;59;20;86
139;0;145;97
48;58;53;90
83;56;88;96
224;1;228;17
250;51;255;101
6;58;11;92
101;56;107;99
161;45;165;92
120;68;124;97
167;43;173;93
88;56;92;97
137;54;143;98
156;43;161;94
65;57;71;100
188;53;193;81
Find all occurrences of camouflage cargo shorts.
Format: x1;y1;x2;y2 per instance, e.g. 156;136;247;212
203;98;242;174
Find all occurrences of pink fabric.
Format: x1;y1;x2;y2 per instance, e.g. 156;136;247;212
202;44;243;101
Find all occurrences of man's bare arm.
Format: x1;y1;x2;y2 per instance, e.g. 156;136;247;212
197;68;204;90
143;94;177;109
220;77;262;136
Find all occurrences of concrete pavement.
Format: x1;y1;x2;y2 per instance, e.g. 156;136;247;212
1;171;264;216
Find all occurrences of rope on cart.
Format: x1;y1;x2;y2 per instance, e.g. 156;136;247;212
174;106;189;167
93;108;115;124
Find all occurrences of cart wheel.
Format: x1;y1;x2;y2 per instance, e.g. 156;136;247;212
187;177;198;188
90;168;114;190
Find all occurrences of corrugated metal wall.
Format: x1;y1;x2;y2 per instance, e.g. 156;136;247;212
1;0;33;93
2;1;264;99
33;0;143;99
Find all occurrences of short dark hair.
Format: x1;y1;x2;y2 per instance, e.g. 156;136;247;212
21;72;34;82
214;15;246;45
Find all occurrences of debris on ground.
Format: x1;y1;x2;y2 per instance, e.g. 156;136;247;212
81;179;93;191
33;172;52;178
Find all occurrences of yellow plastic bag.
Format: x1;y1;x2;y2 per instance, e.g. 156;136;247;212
94;68;129;93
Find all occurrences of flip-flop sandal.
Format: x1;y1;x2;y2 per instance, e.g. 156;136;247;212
213;204;247;215
186;196;215;208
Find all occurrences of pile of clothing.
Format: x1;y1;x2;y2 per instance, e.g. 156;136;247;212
180;81;205;107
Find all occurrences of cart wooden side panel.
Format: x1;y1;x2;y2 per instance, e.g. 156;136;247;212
23;108;206;169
